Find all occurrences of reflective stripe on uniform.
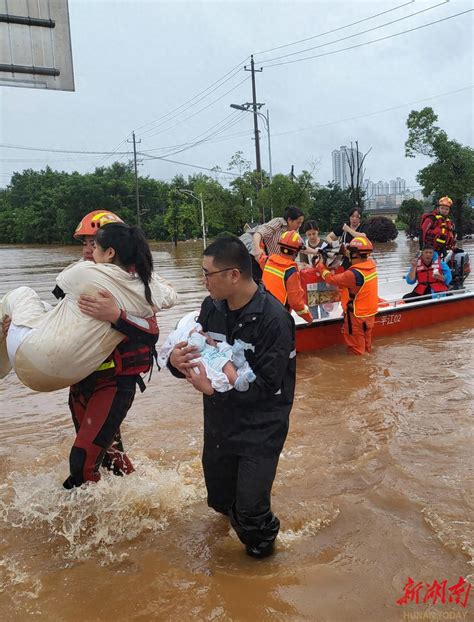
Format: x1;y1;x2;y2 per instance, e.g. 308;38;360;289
96;360;116;372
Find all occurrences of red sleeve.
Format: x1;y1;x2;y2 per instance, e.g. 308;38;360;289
321;268;357;289
420;214;434;244
286;273;313;322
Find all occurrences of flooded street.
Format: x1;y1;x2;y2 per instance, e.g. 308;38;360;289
0;238;473;621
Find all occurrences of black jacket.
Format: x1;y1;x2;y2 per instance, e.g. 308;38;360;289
169;285;296;456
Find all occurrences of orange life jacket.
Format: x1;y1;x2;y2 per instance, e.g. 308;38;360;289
262;254;297;305
346;259;378;318
414;257;448;295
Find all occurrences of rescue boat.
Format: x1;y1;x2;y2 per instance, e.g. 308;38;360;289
294;288;474;353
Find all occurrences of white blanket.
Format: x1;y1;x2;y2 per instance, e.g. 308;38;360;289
0;262;177;392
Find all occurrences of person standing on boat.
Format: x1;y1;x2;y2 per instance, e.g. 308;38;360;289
251;207;305;263
326;208;367;269
299;220;323;266
420;196;455;258
167;236;296;559
315;236;378;355
402;245;451;302
260;231;313;324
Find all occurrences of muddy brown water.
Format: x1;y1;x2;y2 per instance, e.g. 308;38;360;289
0;239;473;622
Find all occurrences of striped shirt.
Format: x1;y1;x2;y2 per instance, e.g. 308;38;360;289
256;217;288;255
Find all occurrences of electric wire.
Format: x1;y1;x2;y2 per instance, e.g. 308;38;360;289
271;85;474;137
132;56;250;136
138;152;239;177
260;9;473;68
139;76;250;141
258;0;449;66
254;0;415;56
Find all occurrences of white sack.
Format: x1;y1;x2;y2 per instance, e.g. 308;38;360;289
0;261;177;392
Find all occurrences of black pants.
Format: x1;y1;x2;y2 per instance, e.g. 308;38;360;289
202;448;281;548
402;287;429;303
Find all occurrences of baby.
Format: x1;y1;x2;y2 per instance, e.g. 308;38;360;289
158;315;256;393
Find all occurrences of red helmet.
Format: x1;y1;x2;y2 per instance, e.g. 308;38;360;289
73;210;123;239
348;236;373;254
438;196;453;208
278;230;304;252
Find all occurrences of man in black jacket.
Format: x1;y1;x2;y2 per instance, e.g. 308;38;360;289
168;236;296;559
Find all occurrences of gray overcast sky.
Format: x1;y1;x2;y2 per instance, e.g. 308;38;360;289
1;0;473;189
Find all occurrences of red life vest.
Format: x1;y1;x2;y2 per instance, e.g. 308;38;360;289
414;257;448;295
421;212;455;251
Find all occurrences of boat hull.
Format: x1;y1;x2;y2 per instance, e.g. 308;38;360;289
295;293;474;352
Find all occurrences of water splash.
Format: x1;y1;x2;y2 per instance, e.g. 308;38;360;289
0;456;204;563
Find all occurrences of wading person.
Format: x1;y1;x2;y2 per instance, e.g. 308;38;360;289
68;211;174;479
261;231;313;324
168;236;296;559
316;236;378;355
63;222;161;488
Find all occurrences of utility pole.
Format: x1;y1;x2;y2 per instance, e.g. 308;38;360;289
244;55;264;220
131;131;141;227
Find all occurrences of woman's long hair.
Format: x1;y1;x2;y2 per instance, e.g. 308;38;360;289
95;223;154;305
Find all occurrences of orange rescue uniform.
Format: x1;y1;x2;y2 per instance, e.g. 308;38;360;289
261;254;313;323
320;259;378;355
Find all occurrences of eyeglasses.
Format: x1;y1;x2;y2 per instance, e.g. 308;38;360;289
202;267;239;279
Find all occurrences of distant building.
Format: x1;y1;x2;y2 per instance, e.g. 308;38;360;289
332;145;364;189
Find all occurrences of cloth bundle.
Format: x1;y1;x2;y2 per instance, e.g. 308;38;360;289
0;261;176;392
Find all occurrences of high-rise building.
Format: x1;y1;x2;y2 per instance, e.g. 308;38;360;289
332;145;364;189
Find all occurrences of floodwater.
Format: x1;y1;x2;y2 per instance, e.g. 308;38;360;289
0;238;473;622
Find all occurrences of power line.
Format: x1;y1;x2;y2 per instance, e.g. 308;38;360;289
144;113;247;160
138;153;240;177
132;56;249;136
254;0;414;57
271;85;474;137
139;76;250;141
261;9;473;68
0;143;131;155
136;69;246;139
259;0;449;66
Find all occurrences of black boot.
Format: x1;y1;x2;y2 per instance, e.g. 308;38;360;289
246;540;275;559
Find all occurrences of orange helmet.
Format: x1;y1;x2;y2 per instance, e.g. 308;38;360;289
348;236;373;254
278;230;304;252
73;210;123;239
438;196;453;208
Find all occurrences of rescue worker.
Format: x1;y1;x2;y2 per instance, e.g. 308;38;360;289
260;231;313;324
316;236;378;355
420;196;455;257
63;222;162;489
403;245;451;302
168;236;296;559
58;210;158;480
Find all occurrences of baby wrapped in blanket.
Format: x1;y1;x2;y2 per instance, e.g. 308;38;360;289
158;315;256;393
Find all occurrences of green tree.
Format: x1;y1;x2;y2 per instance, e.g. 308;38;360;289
405;107;474;238
397;198;425;238
309;184;354;232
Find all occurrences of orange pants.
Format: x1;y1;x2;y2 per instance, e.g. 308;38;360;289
343;313;375;355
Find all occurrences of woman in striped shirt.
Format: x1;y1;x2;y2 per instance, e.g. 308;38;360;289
251;206;305;261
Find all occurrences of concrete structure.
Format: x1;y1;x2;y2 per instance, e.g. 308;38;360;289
332;145;364;189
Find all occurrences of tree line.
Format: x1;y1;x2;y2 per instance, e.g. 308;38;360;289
0;107;471;245
0;157;374;244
